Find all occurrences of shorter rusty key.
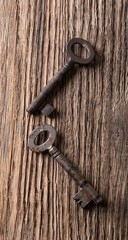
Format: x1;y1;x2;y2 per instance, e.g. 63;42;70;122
26;38;94;116
28;124;102;208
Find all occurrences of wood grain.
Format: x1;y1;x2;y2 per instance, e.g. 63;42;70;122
0;0;128;239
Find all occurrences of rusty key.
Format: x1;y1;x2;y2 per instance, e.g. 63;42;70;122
26;38;94;116
28;124;102;208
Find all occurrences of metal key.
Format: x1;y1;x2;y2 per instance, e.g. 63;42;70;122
26;38;94;116
28;124;102;208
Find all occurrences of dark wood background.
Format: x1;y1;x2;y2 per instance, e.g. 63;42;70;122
0;0;128;239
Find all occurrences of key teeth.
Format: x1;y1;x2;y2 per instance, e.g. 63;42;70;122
73;190;92;208
26;103;55;117
73;188;102;209
76;199;87;209
40;104;55;117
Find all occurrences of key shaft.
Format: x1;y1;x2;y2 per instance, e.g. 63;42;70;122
26;60;74;114
49;146;85;186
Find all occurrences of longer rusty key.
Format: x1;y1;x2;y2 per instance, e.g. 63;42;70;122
26;38;94;116
28;124;102;208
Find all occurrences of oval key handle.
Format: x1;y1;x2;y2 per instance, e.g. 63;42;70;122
28;125;56;152
67;38;95;64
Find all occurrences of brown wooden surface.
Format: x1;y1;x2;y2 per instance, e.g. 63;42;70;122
0;0;128;239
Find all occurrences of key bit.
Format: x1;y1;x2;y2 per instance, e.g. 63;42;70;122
29;101;55;116
40;103;55;117
28;124;102;209
26;38;95;116
74;183;102;208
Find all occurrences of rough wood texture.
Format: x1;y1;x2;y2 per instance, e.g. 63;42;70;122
0;0;128;239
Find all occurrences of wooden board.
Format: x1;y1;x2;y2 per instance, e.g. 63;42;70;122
0;0;128;239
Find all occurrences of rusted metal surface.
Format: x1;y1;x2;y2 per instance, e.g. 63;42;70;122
28;124;102;208
28;125;56;152
26;38;94;116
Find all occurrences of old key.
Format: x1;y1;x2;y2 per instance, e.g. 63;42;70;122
28;124;102;208
26;38;94;116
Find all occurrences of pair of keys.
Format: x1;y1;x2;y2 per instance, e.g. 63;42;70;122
27;38;103;208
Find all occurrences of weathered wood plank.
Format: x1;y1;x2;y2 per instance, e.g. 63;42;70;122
0;0;127;239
